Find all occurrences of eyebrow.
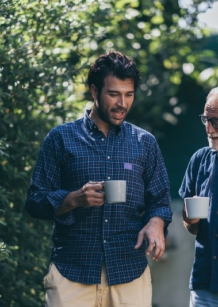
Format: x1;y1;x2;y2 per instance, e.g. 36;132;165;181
107;90;135;93
205;104;218;111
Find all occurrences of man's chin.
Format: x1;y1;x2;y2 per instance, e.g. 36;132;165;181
110;119;125;126
208;138;218;151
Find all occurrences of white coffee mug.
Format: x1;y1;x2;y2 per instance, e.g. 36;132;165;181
104;180;126;204
184;197;210;219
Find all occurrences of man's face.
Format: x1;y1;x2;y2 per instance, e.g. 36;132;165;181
204;95;218;150
93;75;135;126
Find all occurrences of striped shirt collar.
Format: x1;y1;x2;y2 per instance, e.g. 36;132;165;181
84;109;121;135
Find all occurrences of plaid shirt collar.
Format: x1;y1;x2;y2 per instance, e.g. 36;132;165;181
83;109;121;135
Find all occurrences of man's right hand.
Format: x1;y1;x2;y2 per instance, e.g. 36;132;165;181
182;202;200;235
182;205;200;225
56;181;105;216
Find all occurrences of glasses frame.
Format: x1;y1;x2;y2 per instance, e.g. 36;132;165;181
199;114;218;129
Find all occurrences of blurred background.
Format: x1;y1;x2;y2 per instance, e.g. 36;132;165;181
0;0;218;306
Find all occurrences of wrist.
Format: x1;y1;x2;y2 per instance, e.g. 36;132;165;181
149;216;165;227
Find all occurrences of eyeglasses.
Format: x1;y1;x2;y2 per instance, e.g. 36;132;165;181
199;114;218;129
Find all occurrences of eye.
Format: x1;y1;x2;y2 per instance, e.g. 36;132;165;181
109;93;118;97
212;118;218;127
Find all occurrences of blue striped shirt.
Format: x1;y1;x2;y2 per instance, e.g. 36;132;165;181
25;110;172;285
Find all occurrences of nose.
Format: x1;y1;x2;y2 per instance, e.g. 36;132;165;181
117;95;126;107
206;121;216;134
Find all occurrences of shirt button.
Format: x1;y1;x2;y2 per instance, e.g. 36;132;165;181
213;256;217;260
101;138;105;141
105;219;108;222
108;177;110;180
215;234;218;238
107;156;110;159
104;240;107;243
90;132;93;135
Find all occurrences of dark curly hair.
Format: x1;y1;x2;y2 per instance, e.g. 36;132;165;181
88;51;141;95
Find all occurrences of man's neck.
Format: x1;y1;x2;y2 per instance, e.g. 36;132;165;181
89;109;110;137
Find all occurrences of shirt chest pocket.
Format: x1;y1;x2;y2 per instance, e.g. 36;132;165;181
123;163;143;180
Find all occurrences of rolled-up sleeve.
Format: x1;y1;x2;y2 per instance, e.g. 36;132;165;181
25;129;75;225
142;139;172;233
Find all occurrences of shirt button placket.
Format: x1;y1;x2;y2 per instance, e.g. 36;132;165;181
104;141;111;250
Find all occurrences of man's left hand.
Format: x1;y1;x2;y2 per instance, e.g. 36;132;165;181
134;217;165;261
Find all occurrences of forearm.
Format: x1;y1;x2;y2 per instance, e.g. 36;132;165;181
56;190;79;216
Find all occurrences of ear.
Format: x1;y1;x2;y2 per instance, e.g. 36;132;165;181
90;84;98;100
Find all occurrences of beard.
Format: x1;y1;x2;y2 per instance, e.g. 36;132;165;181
96;96;129;126
208;133;218;151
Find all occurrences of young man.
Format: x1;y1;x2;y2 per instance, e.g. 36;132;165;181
179;87;218;307
25;51;172;307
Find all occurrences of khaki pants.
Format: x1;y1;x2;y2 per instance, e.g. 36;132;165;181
44;263;152;307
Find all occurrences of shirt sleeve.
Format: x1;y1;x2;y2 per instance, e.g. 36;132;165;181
178;150;204;199
25;129;75;225
142;138;172;234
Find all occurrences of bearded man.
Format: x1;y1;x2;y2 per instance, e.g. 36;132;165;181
179;87;218;306
25;51;172;307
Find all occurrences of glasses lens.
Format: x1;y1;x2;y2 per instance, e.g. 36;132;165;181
200;116;207;126
211;118;218;129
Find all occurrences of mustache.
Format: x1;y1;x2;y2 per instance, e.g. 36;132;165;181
111;107;127;112
208;133;218;138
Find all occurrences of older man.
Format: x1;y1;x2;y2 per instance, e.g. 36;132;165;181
179;87;218;306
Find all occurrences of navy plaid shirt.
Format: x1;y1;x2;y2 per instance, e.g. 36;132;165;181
25;110;172;286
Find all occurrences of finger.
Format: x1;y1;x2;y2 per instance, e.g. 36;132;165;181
91;191;105;199
90;183;104;191
189;218;200;224
152;242;165;261
182;206;199;224
88;181;104;185
183;214;200;224
134;232;144;249
146;240;156;256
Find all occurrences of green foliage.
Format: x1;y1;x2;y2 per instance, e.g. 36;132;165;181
0;1;126;306
0;0;218;306
0;142;10;264
0;242;10;262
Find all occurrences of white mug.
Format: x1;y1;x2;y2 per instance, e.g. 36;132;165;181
184;197;210;219
104;180;126;204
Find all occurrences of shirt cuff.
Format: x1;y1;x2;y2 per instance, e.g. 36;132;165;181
47;190;75;225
